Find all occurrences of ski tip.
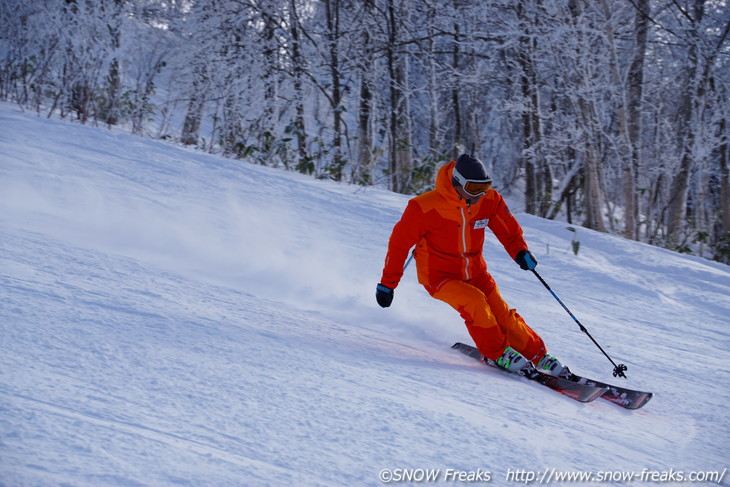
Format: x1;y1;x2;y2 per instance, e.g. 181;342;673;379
624;392;654;410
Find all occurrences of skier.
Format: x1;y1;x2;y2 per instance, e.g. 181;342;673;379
376;154;566;378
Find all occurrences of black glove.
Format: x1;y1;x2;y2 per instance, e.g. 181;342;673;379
376;283;394;308
515;249;537;270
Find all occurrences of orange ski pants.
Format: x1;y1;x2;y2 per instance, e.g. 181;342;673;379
431;275;546;363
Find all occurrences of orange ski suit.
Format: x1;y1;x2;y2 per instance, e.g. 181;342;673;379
380;161;547;362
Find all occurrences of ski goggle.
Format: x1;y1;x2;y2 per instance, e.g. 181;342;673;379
452;167;492;197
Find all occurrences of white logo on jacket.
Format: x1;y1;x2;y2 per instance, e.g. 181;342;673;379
473;219;489;229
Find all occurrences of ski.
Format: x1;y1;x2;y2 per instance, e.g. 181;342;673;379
451;342;606;404
565;374;653;410
452;342;653;410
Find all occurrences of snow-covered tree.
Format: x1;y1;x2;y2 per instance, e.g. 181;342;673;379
2;0;728;261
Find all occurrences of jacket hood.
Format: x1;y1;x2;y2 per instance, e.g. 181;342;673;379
435;161;470;207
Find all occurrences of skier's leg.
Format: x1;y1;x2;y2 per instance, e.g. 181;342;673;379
431;279;507;360
475;279;547;364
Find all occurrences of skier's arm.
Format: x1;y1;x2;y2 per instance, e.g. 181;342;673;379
487;193;530;261
379;200;422;290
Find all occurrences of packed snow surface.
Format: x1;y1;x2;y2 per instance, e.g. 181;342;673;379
1;102;728;486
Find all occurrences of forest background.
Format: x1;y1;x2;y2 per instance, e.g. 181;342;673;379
1;0;728;261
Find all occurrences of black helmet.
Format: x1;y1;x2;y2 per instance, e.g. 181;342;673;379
452;154;492;196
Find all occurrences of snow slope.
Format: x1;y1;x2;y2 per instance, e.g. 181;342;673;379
1;102;729;486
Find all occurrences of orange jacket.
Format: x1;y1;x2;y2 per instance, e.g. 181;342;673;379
380;161;529;295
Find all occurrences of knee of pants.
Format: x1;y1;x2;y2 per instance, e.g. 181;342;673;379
432;280;497;329
486;288;546;361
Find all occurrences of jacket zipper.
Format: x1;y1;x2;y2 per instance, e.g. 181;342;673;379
460;207;470;280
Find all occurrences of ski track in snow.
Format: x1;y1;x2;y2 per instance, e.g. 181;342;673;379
1;103;729;486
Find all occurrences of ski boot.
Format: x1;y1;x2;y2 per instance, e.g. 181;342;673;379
535;353;569;378
495;346;538;378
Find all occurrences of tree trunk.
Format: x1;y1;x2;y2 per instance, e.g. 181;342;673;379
666;0;705;246
289;0;310;173
625;0;649;240
325;0;345;181
425;4;440;159
452;20;463;157
599;0;636;239
355;20;374;184
517;0;543;216
103;0;124;127
181;65;207;146
720;118;730;235
386;0;413;193
583;144;607;232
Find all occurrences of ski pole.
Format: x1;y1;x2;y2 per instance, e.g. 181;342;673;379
403;250;415;270
531;269;628;379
